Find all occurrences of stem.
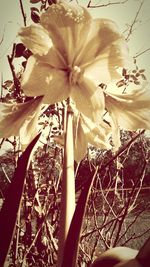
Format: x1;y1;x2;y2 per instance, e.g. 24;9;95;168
58;104;75;267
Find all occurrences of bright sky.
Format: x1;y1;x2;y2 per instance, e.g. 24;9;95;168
0;0;150;154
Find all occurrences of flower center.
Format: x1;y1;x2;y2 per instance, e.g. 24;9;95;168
69;66;83;85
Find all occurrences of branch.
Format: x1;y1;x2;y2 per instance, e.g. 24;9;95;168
7;43;21;98
87;0;128;8
101;130;145;170
125;1;144;41
117;208;148;244
0;27;5;46
19;0;27;26
120;228;150;246
134;48;150;59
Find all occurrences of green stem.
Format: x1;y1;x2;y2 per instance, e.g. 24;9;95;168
58;104;75;267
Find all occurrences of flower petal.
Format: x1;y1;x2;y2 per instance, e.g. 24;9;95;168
73;115;88;162
104;84;150;149
21;56;70;104
77;19;130;84
105;85;150;130
0;96;43;139
19;25;52;56
40;2;91;65
20;103;41;150
71;76;105;123
81;115;111;150
36;46;67;69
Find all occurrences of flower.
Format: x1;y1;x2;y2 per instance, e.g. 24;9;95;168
0;2;150;159
0;97;43;148
19;1;130;123
104;82;150;149
54;109;111;162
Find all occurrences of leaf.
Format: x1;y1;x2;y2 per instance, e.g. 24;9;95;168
31;10;40;23
30;7;40;12
22;61;27;68
136;236;150;265
0;133;41;266
134;80;140;85
48;0;57;5
141;74;147;81
23;49;32;59
139;69;145;73
30;0;41;3
61;169;97;267
130;75;138;81
132;69;137;74
4;80;13;87
122;68;127;77
15;43;26;58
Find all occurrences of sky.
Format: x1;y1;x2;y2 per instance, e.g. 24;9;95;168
0;0;150;154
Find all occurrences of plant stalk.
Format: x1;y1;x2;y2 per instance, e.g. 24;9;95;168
58;104;75;267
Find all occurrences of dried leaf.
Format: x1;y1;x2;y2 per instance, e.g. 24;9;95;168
141;74;147;80
134;80;140;85
139;69;145;73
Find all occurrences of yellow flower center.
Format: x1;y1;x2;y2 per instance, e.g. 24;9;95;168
69;66;83;85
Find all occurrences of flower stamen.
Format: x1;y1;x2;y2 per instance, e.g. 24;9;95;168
69;66;83;85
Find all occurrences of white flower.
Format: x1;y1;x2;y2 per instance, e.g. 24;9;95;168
19;1;129;123
1;2;149;157
0;97;43;148
104;82;150;149
54;109;111;162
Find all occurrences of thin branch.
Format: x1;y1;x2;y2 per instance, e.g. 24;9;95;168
81;214;123;240
7;48;21;97
120;228;150;246
101;130;145;170
1;165;11;183
0;138;5;149
87;0;128;8
0;27;5;46
117;208;147;244
19;0;27;26
125;1;144;41
134;48;150;59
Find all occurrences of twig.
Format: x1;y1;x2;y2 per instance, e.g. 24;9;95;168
134;48;150;59
81;214;123;240
19;0;27;26
101;130;145;170
125;1;144;41
7;50;21;97
87;0;128;8
98;175;117;218
0;27;5;46
117;208;147;244
112;159;147;247
92;201;110;249
121;228;150;246
1;165;11;183
1;72;3;99
0;138;5;149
